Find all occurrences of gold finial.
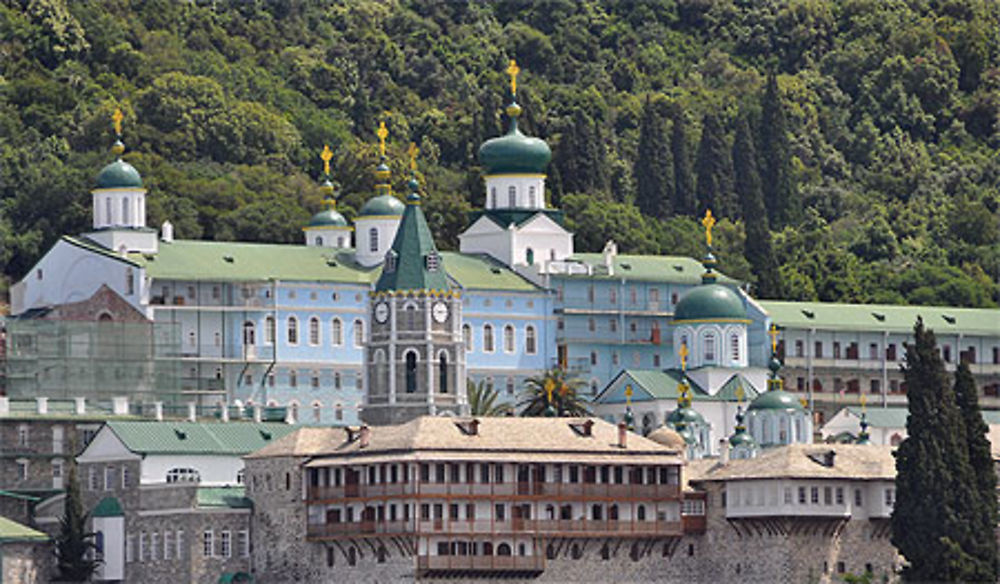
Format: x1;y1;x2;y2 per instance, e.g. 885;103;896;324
625;384;633;405
701;209;716;247
112;108;123;137
678;342;689;371
376;121;388;157
768;323;780;353
407;142;419;172
735;385;745;404
545;378;555;406
679;383;691;407
320;144;333;176
506;59;520;96
799;397;809;409
859;393;867;410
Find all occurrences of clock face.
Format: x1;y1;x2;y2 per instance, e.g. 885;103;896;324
432;301;449;323
374;302;389;323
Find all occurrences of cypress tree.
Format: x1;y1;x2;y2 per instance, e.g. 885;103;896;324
694;112;735;218
55;463;99;581
635;96;673;218
954;360;999;581
733;115;782;299
555;109;609;197
892;319;978;582
671;105;696;216
759;74;798;228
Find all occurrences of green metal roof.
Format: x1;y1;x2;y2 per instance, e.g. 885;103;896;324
729;430;756;447
306;208;348;228
478;118;551;175
748;390;805;412
714;374;762;402
674;284;747;322
375;195;450;293
439;252;538;292
762;300;1000;336
106;421;296;455
0;516;48;543
469;208;566;229
559;254;738;285
358;194;404;217
197;487;252;509
96;159;143;189
842;407;1000;428
92;497;124;517
0;490;41;502
666;406;706;426
218;572;254;583
598;369;762;405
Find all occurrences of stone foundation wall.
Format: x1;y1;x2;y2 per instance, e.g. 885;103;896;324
0;540;52;584
247;456;313;582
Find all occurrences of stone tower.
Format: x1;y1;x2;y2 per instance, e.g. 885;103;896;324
362;164;465;425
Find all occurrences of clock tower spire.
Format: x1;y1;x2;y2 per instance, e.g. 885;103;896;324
363;147;465;425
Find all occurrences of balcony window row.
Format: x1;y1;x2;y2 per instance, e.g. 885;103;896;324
245;317;364;348
461;324;537;354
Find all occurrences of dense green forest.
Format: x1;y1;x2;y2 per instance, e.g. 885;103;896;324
2;0;999;307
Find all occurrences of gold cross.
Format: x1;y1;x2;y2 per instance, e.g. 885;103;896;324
376;121;388;157
545;378;555;405
320;144;333;176
701;209;716;247
768;323;780;353
859;393;867;409
112;108;123;136
624;384;633;403
507;59;520;95
407;142;419;172
735;385;745;404
678;342;689;371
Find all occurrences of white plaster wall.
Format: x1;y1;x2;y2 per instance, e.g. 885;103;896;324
354;217;401;267
303;227;352;249
93;515;125;581
484;175;546;209
141;454;245;486
92;188;147;229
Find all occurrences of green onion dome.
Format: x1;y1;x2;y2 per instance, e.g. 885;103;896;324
674;284;746;322
307;208;348;228
747;390;805;412
96;159;143;189
729;429;756;447
359;194;404;217
478;114;551;175
666;406;706;427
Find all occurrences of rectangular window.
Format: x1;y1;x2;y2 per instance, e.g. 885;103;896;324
854;489;863;506
869;343;879;360
798;487;806;504
835;487;844;505
202;531;214;558
176;530;184;560
139;533;146;562
220;531;231;558
104;466;115;491
885;488;894;506
151;532;158;561
784;487;792;505
824;487;832;505
814;341;823;358
126;536;135;563
811;487;819;504
495;504;506;521
795;340;804;357
833;342;841;359
238;530;250;558
164;531;172;560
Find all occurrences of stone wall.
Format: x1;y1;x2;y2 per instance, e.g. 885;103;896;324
0;540;52;584
247;456;314;582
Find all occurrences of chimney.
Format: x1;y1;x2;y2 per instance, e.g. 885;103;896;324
161;220;174;242
153;402;163;422
74;397;86;415
582;419;594;437
719;438;730;465
359;425;371;449
469;419;480;436
284;405;296;425
36;397;49;415
823;450;836;468
617;421;628;449
252;404;263;423
0;396;9;416
187;402;197;422
112;397;129;416
220;402;230;423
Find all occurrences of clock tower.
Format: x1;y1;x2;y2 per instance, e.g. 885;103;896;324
362;152;465;425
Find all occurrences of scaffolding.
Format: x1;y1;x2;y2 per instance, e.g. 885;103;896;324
2;318;184;405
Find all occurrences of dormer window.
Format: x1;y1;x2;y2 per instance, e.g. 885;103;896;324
425;252;440;272
384;251;397;273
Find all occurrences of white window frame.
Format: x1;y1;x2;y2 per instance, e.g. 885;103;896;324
483;324;495;353
525;325;537;355
308;316;321;346
331;318;344;346
287;316;299;345
220;531;232;558
353;319;365;347
503;324;515;353
203;530;214;558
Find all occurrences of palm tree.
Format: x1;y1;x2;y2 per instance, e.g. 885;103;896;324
466;379;512;416
519;368;591;417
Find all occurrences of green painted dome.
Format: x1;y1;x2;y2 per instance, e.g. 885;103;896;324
307;209;348;228
359;194;404;217
478;118;551;175
674;284;746;322
666;406;706;427
729;430;757;447
747;390;805;412
96;159;143;189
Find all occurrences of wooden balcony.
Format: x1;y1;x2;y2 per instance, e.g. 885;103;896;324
306;518;683;540
306;481;681;502
417;554;544;575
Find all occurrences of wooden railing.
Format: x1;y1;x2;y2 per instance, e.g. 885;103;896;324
306;518;683;539
307;482;681;502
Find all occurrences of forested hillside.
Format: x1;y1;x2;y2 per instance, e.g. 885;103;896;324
2;0;998;307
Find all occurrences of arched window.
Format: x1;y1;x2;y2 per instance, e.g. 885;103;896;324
483;324;495;353
508;185;516;207
609;504;619;520
405;352;418;393
289;401;299;423
311;370;320;388
337;236;344;247
105;197;112;225
353;319;364;347
526;247;534;265
125;268;134;295
265;316;275;344
497;543;512;556
243;321;256;346
525;326;537;354
368;227;379;253
503;325;515;353
331;318;343;346
289;370;298;387
637;505;647;521
335;404;344;421
122;197;130;224
334;371;342;389
730;333;740;362
704;333;715;362
405;303;417;329
490;187;497;209
462;324;472;351
528;186;537;207
166;468;201;483
506;376;515;395
312;402;322;423
309;317;320;345
439;353;448;394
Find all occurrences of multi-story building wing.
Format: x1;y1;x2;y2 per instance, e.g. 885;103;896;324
245;416;692;581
